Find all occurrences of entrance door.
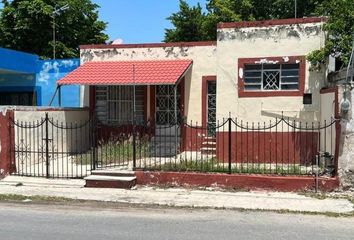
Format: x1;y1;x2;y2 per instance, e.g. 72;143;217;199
155;85;180;125
154;85;181;156
207;81;217;136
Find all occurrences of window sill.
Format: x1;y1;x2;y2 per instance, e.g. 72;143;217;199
238;90;303;98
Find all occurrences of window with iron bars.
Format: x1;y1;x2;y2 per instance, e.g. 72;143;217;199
95;86;144;125
243;63;300;91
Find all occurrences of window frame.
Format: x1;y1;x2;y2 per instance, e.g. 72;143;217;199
238;56;306;98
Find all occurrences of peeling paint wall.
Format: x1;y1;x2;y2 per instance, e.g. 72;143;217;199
216;22;326;122
80;45;217;122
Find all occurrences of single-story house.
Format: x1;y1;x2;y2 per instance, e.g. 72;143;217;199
57;17;338;165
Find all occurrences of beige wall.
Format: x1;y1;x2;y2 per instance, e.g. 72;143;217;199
14;109;90;154
80;45;217;122
216;22;326;122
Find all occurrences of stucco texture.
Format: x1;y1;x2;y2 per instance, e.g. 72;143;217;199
216;22;326;122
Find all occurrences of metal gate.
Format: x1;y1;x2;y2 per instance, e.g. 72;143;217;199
10;113;94;178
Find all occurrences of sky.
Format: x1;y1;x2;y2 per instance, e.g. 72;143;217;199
92;0;207;43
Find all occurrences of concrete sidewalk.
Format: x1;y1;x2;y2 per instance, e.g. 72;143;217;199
0;176;353;215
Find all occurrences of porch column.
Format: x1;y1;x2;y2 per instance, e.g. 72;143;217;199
174;84;178;156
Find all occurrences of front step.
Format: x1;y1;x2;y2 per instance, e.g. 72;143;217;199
85;170;136;189
90;170;135;177
201;137;217;155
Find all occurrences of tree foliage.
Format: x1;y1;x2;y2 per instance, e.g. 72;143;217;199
308;0;354;66
165;0;354;66
164;0;207;42
0;0;108;59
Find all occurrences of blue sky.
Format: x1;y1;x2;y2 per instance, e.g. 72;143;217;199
93;0;207;43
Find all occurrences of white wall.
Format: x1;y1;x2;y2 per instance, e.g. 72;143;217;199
216;21;326;122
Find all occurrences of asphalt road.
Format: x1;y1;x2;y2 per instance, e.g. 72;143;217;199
0;203;353;240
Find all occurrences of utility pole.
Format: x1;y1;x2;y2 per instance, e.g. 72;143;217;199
52;4;69;59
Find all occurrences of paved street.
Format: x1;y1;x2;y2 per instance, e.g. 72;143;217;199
0;203;353;240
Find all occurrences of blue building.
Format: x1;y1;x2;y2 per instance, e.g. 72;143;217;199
0;47;80;107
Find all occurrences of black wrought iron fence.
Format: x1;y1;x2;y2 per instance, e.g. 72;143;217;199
132;116;339;177
9;113;94;178
9;113;339;178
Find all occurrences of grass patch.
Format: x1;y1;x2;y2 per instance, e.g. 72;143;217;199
72;141;149;166
155;158;310;175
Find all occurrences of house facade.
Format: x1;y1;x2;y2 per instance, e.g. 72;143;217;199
59;17;333;124
58;17;337;169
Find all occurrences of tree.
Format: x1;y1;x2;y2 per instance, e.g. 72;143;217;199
308;0;354;67
165;0;320;42
166;0;354;66
0;0;108;59
164;0;207;42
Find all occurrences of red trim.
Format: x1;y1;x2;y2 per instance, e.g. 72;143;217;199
135;171;339;192
80;41;216;50
0;110;15;178
89;86;96;116
179;78;185;117
334;86;340;175
149;86;156;123
320;87;336;94
143;86;148;121
202;76;217;128
334;120;341;176
334;86;339;119
238;56;306;98
218;17;325;29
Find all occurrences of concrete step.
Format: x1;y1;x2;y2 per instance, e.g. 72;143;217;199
200;147;216;151
200;146;216;155
149;148;178;157
91;170;135;177
204;136;216;141
201;142;216;148
85;175;136;189
155;125;180;136
151;136;181;143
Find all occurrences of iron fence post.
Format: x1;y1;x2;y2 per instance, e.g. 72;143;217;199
45;113;49;179
228;116;232;174
91;116;96;171
133;122;137;170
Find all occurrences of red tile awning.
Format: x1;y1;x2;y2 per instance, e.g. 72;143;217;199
57;59;193;86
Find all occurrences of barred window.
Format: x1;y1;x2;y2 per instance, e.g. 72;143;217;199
95;86;144;125
244;63;300;91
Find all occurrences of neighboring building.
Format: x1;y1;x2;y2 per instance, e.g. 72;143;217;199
0;47;80;107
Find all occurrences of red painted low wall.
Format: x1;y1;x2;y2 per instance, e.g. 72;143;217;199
216;131;319;164
181;125;205;151
0;110;15;179
135;170;339;192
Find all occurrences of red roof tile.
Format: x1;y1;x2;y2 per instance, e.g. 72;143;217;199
57;60;193;86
